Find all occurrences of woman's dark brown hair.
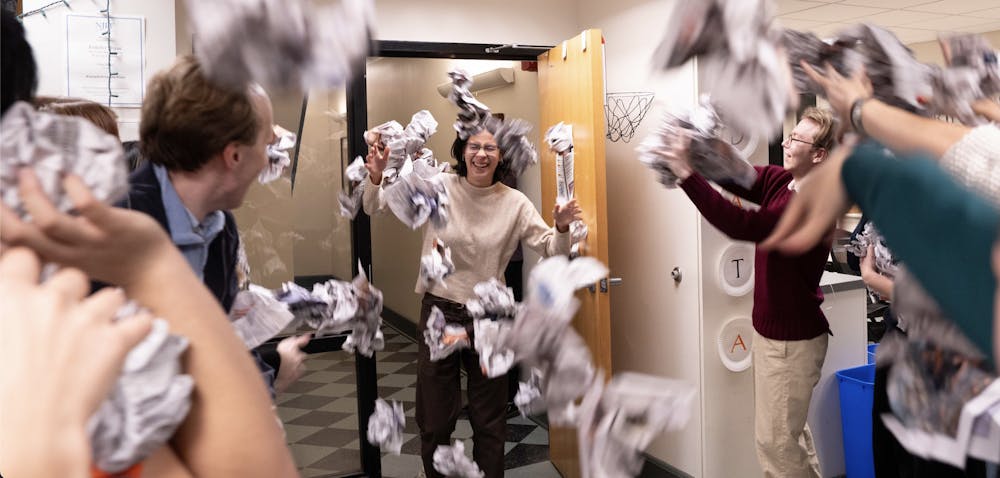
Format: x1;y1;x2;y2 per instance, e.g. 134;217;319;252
450;115;510;184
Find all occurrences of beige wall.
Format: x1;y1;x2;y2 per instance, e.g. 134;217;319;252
367;57;541;322
292;89;354;280
575;1;705;474
230;89;307;288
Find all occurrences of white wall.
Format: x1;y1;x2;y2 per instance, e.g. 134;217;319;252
374;0;578;45
575;1;705;475
21;0;177;141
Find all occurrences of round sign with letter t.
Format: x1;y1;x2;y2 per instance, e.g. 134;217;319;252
717;243;754;296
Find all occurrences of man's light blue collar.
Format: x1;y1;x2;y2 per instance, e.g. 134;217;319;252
151;163;225;247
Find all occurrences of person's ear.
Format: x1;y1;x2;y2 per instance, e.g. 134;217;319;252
221;142;241;170
813;148;828;164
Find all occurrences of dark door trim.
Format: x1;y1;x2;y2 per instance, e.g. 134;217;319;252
347;40;552;478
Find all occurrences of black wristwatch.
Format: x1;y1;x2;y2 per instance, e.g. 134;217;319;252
849;98;868;135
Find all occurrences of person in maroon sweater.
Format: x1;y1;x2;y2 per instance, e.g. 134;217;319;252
672;107;837;478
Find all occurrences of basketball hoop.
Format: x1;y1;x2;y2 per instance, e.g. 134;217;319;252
604;92;654;143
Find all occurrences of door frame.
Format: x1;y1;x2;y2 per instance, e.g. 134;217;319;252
347;40;551;477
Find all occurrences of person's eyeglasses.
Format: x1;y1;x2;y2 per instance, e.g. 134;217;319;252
782;136;814;147
467;143;499;154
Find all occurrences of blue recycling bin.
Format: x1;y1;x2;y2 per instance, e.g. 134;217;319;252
867;343;878;365
836;364;876;478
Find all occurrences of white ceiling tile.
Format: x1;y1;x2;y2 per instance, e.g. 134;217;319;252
968;8;1000;19
901;14;999;30
773;18;827;31
772;0;829;16
951;21;1000;33
853;10;942;26
839;0;938;8
781;4;891;22
887;26;942;43
906;0;1000;14
810;22;854;38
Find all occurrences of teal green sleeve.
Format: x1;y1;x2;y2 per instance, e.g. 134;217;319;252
842;141;999;357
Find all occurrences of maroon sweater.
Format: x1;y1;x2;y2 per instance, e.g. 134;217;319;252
680;165;830;341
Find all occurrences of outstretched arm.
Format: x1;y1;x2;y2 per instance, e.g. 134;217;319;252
860;245;893;301
680;173;784;243
361;144;389;215
838;144;999;361
520;198;578;257
0;170;298;477
801;61;969;158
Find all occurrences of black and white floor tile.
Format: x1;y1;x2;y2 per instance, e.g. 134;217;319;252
276;324;561;477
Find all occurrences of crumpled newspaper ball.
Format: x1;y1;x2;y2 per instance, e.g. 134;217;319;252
447;69;491;140
367;398;405;454
274;267;385;357
637;97;757;189
260;125;296;184
88;315;193;473
382;169;450;229
846;222;898;278
433;440;484;478
424;305;471;362
1;102;128;218
652;0;791;139
419;239;455;289
465;278;517;321
474;318;515;378
186;0;373;91
229;284;297;349
493;118;538;178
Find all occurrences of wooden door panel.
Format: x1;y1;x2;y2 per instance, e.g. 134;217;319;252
538;29;610;478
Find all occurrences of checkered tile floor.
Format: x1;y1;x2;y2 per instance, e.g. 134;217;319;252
276;324;561;477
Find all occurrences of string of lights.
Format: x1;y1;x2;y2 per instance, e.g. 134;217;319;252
17;0;69;19
19;0;117;106
102;0;117;106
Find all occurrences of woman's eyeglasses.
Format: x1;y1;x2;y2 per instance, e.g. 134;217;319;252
466;143;499;154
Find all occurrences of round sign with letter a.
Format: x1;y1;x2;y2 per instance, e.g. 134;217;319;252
718;317;753;372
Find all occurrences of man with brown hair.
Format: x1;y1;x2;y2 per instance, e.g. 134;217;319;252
669;107;838;477
125;55;302;395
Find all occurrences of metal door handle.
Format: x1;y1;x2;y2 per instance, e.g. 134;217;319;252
599;277;623;293
671;267;682;283
587;277;623;293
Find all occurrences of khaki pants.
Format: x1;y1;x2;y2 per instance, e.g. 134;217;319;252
752;331;828;478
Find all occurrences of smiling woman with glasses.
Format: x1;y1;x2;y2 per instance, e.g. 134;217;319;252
360;113;581;478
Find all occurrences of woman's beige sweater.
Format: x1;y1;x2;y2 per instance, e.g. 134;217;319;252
363;173;571;304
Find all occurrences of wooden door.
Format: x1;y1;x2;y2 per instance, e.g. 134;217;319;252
538;29;611;478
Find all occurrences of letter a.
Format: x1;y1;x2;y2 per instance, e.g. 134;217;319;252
731;333;747;353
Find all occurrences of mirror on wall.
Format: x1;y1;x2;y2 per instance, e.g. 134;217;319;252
363;55;562;475
236;88;365;476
